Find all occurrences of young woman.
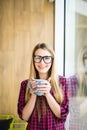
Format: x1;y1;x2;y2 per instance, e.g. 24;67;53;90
17;43;69;130
68;45;87;130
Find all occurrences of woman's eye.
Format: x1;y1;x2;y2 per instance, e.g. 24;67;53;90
35;56;41;59
45;57;50;60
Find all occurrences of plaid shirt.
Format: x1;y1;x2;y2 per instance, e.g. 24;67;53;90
17;76;69;130
68;75;87;130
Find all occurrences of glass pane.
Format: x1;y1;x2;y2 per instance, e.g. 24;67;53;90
65;1;87;130
65;0;87;77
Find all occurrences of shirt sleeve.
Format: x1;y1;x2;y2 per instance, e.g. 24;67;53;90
17;80;28;120
59;76;69;121
67;75;78;97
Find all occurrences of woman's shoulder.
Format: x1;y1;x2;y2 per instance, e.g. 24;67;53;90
68;74;77;79
67;74;78;84
20;79;29;87
58;75;68;98
59;75;67;84
59;74;78;83
59;75;66;79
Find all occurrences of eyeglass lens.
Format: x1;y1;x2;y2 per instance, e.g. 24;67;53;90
34;55;53;64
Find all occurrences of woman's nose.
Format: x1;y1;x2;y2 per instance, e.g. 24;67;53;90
40;58;45;64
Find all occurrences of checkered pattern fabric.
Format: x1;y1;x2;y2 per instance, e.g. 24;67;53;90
17;76;69;130
67;75;87;130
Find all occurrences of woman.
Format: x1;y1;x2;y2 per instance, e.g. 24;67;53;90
17;43;69;130
68;45;87;130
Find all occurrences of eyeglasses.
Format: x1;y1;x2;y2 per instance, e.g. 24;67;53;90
83;56;87;59
34;55;54;64
83;54;87;60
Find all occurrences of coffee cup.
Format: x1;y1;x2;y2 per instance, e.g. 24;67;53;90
28;79;46;96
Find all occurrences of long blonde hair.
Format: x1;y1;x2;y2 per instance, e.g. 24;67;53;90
77;45;87;96
25;43;63;103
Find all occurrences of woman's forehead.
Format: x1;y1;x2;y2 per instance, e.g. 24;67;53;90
35;48;51;56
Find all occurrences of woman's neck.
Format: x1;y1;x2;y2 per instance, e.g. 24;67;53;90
39;73;48;80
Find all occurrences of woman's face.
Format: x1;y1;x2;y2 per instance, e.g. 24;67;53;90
84;58;87;68
83;55;87;73
83;54;87;68
34;48;53;77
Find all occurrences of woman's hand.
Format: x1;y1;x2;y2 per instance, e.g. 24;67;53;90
30;80;38;95
37;78;51;95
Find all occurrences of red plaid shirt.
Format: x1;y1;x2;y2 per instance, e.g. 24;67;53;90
68;75;87;130
17;76;69;130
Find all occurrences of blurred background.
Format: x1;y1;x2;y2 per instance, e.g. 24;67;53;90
0;0;87;117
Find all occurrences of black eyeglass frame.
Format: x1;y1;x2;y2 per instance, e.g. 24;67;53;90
83;56;87;59
33;55;54;64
